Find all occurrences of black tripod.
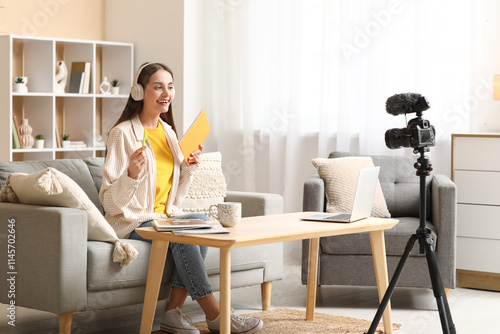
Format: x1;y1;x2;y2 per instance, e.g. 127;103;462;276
365;147;456;334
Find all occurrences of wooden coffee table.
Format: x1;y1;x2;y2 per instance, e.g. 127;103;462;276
137;212;398;334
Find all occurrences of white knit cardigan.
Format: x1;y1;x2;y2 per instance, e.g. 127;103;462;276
99;115;197;238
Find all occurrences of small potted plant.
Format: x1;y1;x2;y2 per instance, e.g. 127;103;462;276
35;134;44;149
62;134;71;148
13;76;28;93
111;79;120;95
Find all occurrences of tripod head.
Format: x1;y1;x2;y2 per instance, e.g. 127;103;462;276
413;146;433;177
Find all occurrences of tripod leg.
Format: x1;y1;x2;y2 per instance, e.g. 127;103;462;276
423;236;456;334
365;234;418;334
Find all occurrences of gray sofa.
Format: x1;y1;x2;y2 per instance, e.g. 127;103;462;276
0;158;283;333
302;151;457;291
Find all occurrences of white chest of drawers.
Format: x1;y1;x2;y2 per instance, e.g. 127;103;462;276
452;134;500;291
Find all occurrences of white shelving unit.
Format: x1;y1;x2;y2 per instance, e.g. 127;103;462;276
0;35;133;161
452;133;500;291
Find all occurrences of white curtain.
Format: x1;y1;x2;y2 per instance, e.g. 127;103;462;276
201;0;471;213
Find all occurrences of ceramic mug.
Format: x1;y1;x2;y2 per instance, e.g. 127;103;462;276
209;202;242;227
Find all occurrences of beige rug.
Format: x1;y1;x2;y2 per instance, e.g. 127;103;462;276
155;307;401;333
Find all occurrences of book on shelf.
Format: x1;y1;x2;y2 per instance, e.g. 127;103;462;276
69;72;85;93
179;109;210;165
70;62;91;93
12;118;20;149
152;218;211;232
12;115;23;148
55;127;61;148
68;141;87;148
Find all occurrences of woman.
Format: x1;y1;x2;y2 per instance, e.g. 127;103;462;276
99;63;263;334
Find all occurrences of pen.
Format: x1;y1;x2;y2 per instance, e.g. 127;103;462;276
142;130;147;154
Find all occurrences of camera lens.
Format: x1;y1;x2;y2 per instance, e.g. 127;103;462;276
385;128;411;149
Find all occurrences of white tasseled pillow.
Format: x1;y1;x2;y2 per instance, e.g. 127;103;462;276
180;152;227;218
6;167;138;266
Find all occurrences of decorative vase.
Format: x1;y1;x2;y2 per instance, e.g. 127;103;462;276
13;77;28;93
55;60;68;94
100;77;111;94
19;118;34;149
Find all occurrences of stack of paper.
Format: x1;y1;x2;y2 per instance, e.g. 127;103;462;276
153;218;229;234
153;218;210;232
172;224;229;235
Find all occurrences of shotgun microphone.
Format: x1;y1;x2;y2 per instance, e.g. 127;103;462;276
385;93;431;116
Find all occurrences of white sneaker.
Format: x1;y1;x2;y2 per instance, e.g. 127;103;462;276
160;307;200;334
206;309;263;334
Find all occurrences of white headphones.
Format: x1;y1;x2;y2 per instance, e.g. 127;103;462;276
130;62;151;101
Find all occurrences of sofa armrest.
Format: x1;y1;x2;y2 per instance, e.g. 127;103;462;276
0;203;88;315
225;191;283;217
431;174;457;287
303;173;325;212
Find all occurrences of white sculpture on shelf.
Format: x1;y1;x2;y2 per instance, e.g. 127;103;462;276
100;76;111;95
55;60;68;94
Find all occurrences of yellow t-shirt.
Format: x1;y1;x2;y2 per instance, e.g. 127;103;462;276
145;122;174;215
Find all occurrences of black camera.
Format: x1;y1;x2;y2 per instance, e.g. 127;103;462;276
385;117;435;149
384;93;436;149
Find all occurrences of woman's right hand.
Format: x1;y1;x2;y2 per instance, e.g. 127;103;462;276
127;146;147;180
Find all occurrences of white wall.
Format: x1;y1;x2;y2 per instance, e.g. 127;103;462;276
183;0;207;134
1;0;104;40
105;0;186;132
105;0;216;139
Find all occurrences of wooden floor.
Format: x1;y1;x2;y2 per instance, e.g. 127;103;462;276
2;264;499;334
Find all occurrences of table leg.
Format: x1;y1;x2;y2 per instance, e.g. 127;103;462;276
139;240;169;334
369;230;393;334
306;237;319;321
261;281;272;311
220;248;231;334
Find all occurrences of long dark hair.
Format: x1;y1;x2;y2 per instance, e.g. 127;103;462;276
112;62;177;136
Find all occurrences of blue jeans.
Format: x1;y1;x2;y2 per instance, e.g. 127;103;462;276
129;213;213;300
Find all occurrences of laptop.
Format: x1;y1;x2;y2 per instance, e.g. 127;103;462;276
301;166;380;223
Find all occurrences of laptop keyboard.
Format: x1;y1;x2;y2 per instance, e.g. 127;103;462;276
326;213;351;220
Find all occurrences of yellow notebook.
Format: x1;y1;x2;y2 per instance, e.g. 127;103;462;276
179;109;210;165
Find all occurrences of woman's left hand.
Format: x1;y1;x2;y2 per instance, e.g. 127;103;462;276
188;145;203;165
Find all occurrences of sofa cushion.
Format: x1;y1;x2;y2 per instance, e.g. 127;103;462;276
6;168;137;266
84;157;105;196
180;152;227;217
311;156;390;218
320;217;438;256
0;159;104;215
329;152;431;219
